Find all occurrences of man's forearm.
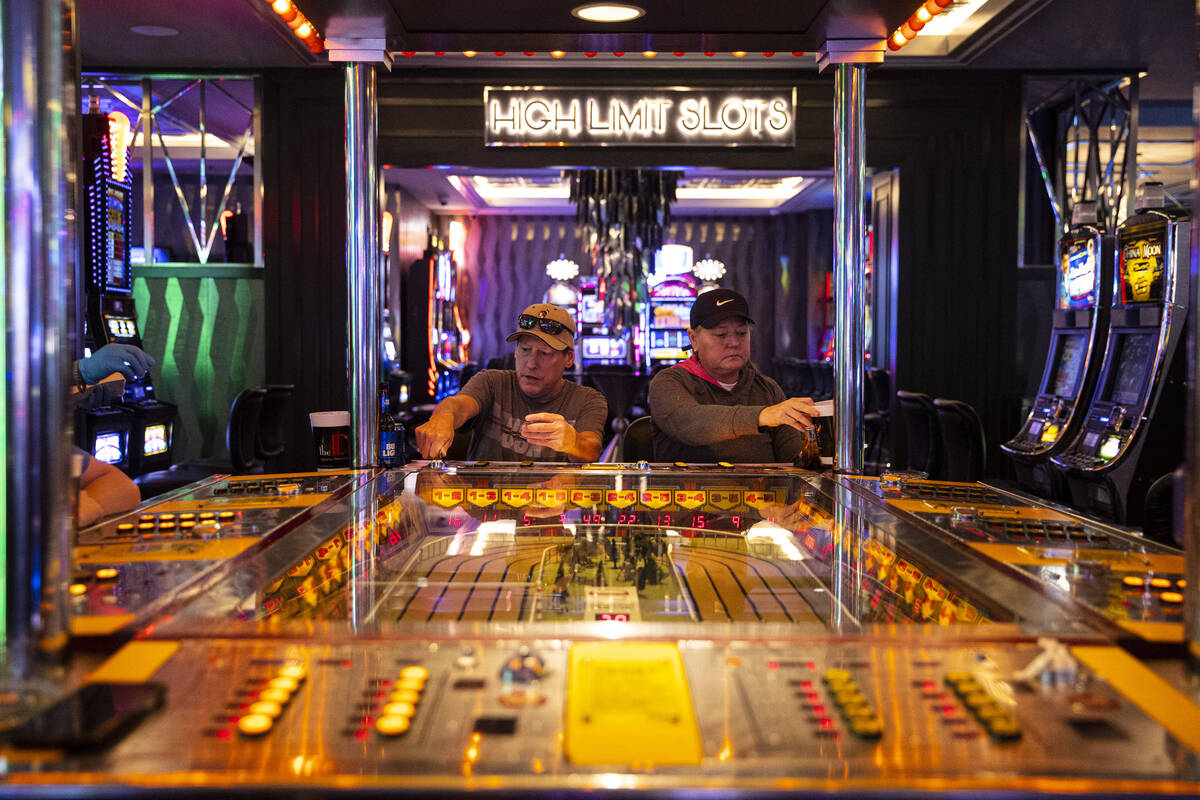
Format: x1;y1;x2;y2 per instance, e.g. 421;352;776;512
430;395;477;428
562;430;602;462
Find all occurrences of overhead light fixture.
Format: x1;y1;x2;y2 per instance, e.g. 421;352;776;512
693;257;727;282
546;256;580;281
571;3;645;23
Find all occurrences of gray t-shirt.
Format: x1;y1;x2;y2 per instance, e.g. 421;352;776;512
460;370;608;461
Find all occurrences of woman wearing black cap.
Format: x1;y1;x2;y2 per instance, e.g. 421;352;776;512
648;289;820;465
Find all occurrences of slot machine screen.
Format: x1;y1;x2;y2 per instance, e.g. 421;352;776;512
1058;236;1097;310
1049;333;1086;397
143;424;169;457
1106;333;1156;405
1118;230;1166;305
93;432;124;465
104;184;129;292
581;336;628;360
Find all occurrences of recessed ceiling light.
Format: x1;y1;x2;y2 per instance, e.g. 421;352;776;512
571;3;645;23
130;25;179;37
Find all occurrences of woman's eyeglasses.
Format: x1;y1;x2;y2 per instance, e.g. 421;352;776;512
518;314;570;335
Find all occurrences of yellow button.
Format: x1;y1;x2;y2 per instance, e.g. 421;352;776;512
986;715;1022;740
138;522;156;531
218;511;236;520
139;514;156;522
381;701;415;718
199;512;216;520
278;664;308;681
823;668;851;683
834;689;866;707
158;513;176;521
389;689;421;705
396;677;425;693
248;700;283;719
962;691;992;709
268;676;299;693
1149;577;1172;589
850;717;883;738
237;713;274;736
258;688;291;704
179;513;196;520
944;671;972;684
1122;576;1145;588
376;715;411;736
277;483;300;495
1177;579;1187;589
841;702;874;719
973;703;1005;721
95;567;119;580
952;680;982;697
69;583;87;596
400;666;430;681
117;523;135;532
1160;591;1184;604
180;521;196;530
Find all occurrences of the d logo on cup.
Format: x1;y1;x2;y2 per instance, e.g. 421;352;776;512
310;411;351;470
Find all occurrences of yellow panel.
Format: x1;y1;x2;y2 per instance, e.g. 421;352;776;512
969;543;1183;573
150;494;329;512
70;615;135;636
566;642;702;766
887;499;1069;519
87;641;180;684
1071;645;1200;756
74;538;258;563
1116;620;1183;643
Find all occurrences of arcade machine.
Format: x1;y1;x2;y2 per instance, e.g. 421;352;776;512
26;464;1200;794
645;245;697;368
1050;184;1190;525
1002;202;1114;499
576;276;629;366
403;234;468;405
78;107;176;477
380;211;412;416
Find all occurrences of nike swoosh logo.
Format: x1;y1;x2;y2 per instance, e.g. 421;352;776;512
716;299;733;306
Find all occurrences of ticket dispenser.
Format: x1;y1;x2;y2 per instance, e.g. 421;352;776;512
1002;202;1114;499
1050;185;1190;525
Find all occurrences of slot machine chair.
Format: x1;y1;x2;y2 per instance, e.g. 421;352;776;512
896;391;943;479
134;387;268;499
621;416;655;462
933;398;987;482
863;368;892;472
254;384;295;472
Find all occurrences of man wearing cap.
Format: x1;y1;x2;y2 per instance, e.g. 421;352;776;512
649;288;820;465
415;303;608;462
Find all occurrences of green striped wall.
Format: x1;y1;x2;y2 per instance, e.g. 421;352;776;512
132;266;265;463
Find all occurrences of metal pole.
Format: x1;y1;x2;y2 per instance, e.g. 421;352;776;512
345;63;379;468
3;0;73;674
833;63;866;475
141;78;154;263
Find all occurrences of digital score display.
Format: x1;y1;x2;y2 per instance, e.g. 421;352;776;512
441;510;749;532
595;613;630;621
1058;235;1098;310
484;87;796;147
105;184;129;291
1118;229;1166;304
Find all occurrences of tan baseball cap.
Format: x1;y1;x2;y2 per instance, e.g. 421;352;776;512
505;303;576;351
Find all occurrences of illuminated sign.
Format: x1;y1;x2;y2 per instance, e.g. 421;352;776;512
484;87;796;147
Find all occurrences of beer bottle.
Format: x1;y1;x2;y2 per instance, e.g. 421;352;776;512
379;383;405;467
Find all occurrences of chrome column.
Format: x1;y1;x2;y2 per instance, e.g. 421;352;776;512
1186;76;1200;669
833;63;867;474
345;63;380;468
3;0;73;673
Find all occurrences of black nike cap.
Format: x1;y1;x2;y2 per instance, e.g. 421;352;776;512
690;288;755;329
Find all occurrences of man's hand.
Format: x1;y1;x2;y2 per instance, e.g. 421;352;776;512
415;415;457;458
522;412;576;453
79;343;155;383
759;397;818;432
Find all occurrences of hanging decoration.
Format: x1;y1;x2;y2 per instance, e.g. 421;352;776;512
565;168;680;336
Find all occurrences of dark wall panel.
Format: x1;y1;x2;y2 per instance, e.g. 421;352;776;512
262;70;349;471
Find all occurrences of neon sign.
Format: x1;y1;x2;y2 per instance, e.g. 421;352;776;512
484;87;796;147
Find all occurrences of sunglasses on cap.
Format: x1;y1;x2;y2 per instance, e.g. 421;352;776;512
518;314;571;335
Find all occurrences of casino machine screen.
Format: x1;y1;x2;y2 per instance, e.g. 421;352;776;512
1118;231;1165;305
1057;236;1097;310
105;184;129;292
1050;333;1086;397
1108;333;1155;405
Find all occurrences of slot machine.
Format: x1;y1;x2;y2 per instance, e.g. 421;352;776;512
576;276;630;366
1002;203;1114;499
78;108;176;476
1050;185;1189;524
403;235;468;405
645;246;698;368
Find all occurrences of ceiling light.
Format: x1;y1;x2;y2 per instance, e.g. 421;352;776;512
571;3;645;23
546;257;580;281
130;25;179;37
